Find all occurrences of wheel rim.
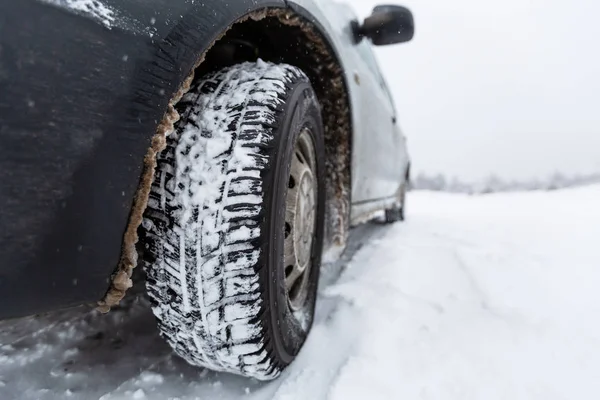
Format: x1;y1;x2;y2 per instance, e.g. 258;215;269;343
284;129;317;311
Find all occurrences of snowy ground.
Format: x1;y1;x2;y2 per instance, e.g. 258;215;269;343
1;186;599;400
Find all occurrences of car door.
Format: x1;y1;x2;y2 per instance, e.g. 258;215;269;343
351;39;404;203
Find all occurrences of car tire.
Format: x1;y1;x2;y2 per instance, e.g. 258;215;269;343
384;177;408;223
384;203;404;223
142;60;325;380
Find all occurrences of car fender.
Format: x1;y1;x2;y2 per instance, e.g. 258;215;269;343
0;0;287;319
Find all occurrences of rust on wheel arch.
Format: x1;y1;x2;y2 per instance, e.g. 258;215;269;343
96;74;193;313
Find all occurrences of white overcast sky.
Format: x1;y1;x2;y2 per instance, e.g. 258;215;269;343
343;0;600;182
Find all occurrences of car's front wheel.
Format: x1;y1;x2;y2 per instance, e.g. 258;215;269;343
142;61;325;380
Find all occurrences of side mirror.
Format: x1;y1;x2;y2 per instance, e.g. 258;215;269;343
353;5;414;46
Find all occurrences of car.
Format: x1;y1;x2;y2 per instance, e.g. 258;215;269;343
0;0;413;380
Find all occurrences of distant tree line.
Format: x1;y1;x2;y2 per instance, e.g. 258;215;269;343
411;172;600;194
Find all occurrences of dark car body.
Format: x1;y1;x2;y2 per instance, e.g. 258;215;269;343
0;0;411;319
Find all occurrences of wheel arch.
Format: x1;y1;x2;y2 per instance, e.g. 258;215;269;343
100;5;353;311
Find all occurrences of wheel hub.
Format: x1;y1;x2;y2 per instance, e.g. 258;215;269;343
284;130;317;311
294;168;316;271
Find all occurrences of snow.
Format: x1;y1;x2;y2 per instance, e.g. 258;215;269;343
173;60;286;226
131;389;146;399
1;185;599;399
39;0;115;28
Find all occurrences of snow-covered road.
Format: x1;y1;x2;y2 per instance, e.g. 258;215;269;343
2;186;599;400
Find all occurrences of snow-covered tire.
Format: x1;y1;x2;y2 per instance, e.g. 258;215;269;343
142;61;325;380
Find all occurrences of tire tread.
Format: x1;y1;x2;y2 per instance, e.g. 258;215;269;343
143;61;309;380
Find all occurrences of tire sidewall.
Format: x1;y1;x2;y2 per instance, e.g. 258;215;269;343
264;81;325;365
